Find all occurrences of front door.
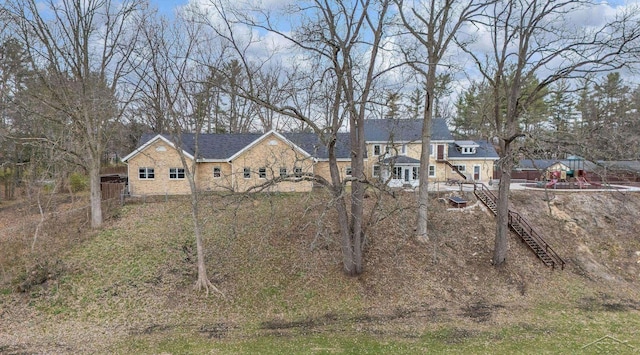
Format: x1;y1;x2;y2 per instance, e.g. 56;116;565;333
404;168;410;182
437;145;445;160
474;165;480;180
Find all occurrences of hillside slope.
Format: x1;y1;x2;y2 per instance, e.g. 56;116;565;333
1;190;639;353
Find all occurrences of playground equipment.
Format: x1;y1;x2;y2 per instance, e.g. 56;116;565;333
575;169;602;188
545;179;558;188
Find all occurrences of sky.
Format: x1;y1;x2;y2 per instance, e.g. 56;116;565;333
153;0;189;17
147;0;640;95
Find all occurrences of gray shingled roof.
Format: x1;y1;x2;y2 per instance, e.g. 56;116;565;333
516;158;597;171
596;160;640;172
284;132;353;160
363;118;454;142
516;159;562;170
447;140;499;159
139;132;352;160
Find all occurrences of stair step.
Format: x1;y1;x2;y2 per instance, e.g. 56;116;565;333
474;183;564;270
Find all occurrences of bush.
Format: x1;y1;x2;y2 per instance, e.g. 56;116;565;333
15;259;66;293
69;172;89;193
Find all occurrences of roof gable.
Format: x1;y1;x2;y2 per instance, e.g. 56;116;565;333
122;134;195;162
227;130;312;161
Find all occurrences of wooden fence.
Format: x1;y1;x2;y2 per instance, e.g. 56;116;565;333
101;182;126;201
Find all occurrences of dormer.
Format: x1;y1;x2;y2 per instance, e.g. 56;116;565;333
455;141;479;155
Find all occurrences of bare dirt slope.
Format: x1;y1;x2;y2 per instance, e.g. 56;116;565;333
0;189;639;352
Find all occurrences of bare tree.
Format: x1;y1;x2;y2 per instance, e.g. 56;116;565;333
397;0;488;242
5;0;145;229
461;0;640;265
197;0;393;275
134;8;224;295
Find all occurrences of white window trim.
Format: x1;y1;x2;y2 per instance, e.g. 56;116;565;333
169;167;185;180
373;144;381;156
258;167;267;179
428;165;436;177
392;166;402;179
430;144;435;157
372;165;380;177
243;167;251;179
279;167;287;178
453;164;466;172
138;167;155;180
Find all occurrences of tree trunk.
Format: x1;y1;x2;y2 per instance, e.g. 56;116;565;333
336;189;354;274
493;140;512;265
328;140;355;275
350;180;365;274
89;163;103;229
192;194;210;291
416;80;435;242
416;134;431;242
188;175;222;296
349;118;366;274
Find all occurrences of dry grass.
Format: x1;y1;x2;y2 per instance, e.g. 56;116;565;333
1;189;639;353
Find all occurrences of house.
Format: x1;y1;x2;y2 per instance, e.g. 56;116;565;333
122;118;499;195
365;119;499;187
122;130;351;195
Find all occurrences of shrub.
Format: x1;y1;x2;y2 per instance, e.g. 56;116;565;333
69;172;89;193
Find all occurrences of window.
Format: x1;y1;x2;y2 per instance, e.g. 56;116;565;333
392;166;402;179
453;164;466;172
279;167;287;178
139;167;154;179
345;166;352;176
385;145;392;154
373;144;381;155
429;144;435;157
243;167;251;179
401;144;407;155
462;147;476;154
428;165;436;177
169;168;185;179
213;166;221;178
412;167;419;180
294;167;303;178
373;165;380;177
258;167;267;179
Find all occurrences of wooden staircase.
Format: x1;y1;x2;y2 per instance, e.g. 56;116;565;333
473;183;565;270
438;159;468;180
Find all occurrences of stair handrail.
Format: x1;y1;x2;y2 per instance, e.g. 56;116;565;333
508;210;566;270
474;182;565;270
474;183;497;203
440;159;468;180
